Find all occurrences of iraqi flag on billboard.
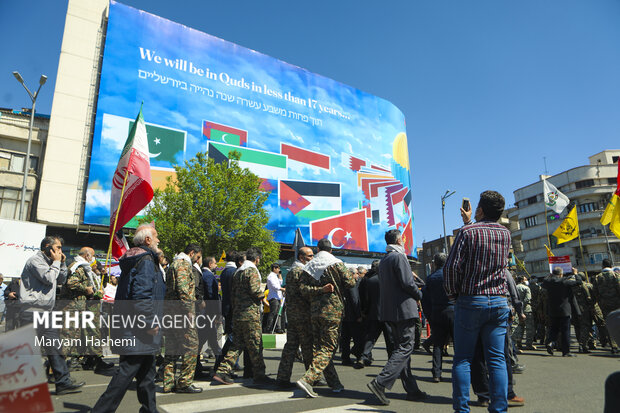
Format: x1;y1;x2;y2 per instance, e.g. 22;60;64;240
310;210;369;251
110;107;153;258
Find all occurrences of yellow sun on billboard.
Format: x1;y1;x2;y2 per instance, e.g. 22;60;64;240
392;132;409;171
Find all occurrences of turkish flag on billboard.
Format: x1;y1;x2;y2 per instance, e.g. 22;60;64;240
310;210;369;251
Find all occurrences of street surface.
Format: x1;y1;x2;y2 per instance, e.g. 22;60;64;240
48;337;618;413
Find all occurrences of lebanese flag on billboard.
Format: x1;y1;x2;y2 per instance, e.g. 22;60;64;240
310;210;369;251
110;107;153;258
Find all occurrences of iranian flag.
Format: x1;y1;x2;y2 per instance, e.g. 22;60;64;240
110;107;153;258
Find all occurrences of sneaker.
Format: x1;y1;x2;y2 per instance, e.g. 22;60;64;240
546;342;554;356
367;379;389;405
508;396;525;406
296;379;318;398
175;384;203;393
562;353;577;357
212;373;234;385
332;383;345;393
512;364;525;374
432;376;440;383
56;380;85;395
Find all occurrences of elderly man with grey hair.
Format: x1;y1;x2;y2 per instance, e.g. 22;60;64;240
542;266;581;357
92;224;166;413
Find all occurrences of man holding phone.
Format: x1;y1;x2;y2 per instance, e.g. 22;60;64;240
19;235;85;395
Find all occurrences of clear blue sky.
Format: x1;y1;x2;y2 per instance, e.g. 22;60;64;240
2;0;620;248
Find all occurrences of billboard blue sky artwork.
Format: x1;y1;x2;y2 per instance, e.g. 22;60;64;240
85;1;415;256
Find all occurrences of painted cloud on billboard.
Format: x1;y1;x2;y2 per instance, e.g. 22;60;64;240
85;1;416;256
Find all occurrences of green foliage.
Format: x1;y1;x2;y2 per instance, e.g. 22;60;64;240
141;152;280;277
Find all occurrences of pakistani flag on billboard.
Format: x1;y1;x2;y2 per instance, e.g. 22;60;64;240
129;121;185;164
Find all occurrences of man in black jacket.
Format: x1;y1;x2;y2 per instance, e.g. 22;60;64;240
359;260;394;365
367;229;426;405
92;224;166;413
542;266;581;356
341;267;363;366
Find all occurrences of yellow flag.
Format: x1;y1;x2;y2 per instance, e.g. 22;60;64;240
552;206;579;244
544;244;554;258
601;193;618;226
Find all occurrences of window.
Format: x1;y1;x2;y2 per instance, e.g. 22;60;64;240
0;151;38;173
0;188;32;220
613;156;619;163
578;202;599;213
575;179;595;189
524;215;537;228
608;177;617;186
590;253;609;264
527;238;540;250
526;196;538;205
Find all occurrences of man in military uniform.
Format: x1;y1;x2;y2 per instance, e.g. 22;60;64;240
512;275;535;350
276;246;325;388
162;244;203;393
212;247;272;386
592;259;620;353
528;276;541;348
296;238;355;397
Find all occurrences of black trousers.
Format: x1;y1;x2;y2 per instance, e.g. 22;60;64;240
341;320;363;360
361;319;395;361
547;316;571;355
376;318;421;393
431;307;454;378
472;327;516;402
92;355;157;413
605;371;620;413
264;299;281;333
19;311;72;389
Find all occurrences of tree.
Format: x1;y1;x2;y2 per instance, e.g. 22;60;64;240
142;151;280;277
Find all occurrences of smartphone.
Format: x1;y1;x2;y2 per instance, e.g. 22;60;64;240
44;246;53;257
462;197;471;212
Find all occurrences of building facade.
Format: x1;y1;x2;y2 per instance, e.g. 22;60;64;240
509;150;620;278
0;108;50;221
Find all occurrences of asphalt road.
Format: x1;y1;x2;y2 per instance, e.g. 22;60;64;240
47;338;618;413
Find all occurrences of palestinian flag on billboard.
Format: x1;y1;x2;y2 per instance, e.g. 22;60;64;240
208;141;287;180
203;120;248;147
309;209;369;251
279;179;341;222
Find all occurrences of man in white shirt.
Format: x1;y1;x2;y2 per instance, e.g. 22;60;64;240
265;263;285;333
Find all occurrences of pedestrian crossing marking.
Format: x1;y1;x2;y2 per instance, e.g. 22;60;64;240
156;381;247;397
301;403;387;412
159;391;305;412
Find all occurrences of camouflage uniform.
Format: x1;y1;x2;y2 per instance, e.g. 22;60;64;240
571;280;609;349
592;269;620;350
59;265;91;356
216;264;266;379
276;263;318;382
163;257;198;391
299;260;355;388
512;282;535;347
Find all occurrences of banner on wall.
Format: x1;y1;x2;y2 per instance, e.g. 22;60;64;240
84;1;416;256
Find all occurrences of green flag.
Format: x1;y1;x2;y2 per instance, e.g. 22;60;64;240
129;122;185;164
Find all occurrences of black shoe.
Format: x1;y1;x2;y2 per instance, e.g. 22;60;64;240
212;373;234;385
353;361;364;369
276;379;296;389
56;380;85;395
546;343;554;356
405;390;428;401
477;398;490;407
579;346;591;354
362;358;372;366
253;375;275;386
94;359;115;375
367;379;389;406
341;358;353;366
175;384;203;393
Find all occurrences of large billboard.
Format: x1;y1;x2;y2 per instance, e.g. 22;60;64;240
85;1;416;256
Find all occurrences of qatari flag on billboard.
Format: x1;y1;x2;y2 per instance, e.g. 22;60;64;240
110;107;153;258
310;210;368;251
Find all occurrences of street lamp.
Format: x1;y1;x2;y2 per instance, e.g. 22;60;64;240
12;71;47;221
441;190;456;253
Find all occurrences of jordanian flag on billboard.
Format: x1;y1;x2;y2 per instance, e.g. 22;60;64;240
110;107;153;258
208;141;287;180
279;179;341;222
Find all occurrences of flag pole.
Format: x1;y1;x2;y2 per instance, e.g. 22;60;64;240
577;231;588;281
544;210;551;254
103;169;130;289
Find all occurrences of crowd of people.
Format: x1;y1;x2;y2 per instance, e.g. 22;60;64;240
5;189;620;412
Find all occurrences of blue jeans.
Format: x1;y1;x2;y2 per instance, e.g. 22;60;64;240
453;295;510;413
